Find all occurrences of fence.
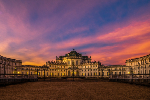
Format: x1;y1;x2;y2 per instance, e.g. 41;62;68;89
109;74;150;86
0;74;38;86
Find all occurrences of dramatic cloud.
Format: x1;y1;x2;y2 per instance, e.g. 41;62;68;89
0;0;150;65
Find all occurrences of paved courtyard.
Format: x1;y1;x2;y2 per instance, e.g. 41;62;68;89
0;81;150;100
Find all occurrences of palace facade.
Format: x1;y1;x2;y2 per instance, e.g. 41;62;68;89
46;50;101;77
125;54;150;75
0;51;150;78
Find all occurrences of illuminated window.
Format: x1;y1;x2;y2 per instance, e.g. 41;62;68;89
68;61;70;65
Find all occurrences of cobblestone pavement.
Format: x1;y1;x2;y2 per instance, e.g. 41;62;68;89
0;81;150;100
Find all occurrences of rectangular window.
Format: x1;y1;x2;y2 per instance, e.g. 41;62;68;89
107;72;109;76
102;72;104;76
99;72;100;76
91;69;92;71
145;70;146;74
76;61;78;65
68;61;70;65
115;72;117;75
119;72;121;75
31;72;32;75
124;72;125;75
85;66;86;68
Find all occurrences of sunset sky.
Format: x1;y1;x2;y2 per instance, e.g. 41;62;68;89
0;0;150;66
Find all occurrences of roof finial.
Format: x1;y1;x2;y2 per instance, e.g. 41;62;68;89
73;49;75;51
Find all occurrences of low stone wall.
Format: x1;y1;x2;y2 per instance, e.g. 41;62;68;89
109;79;150;86
0;78;38;86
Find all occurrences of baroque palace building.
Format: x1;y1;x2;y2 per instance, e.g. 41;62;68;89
46;50;101;77
125;54;150;76
0;50;150;78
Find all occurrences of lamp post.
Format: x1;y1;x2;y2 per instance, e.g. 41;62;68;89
43;65;46;81
3;61;6;77
72;62;74;81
